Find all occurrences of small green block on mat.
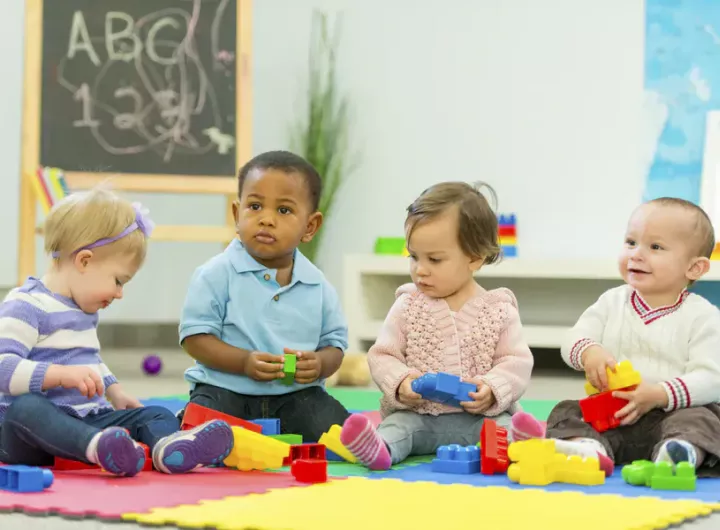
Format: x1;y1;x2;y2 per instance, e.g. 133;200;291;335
282;353;297;385
270;434;303;444
374;237;406;255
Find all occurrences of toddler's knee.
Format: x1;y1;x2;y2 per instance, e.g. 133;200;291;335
145;405;181;425
5;394;50;421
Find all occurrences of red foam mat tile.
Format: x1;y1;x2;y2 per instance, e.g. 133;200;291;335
0;467;322;519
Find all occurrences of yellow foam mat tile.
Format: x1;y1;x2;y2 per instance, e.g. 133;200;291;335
123;477;720;530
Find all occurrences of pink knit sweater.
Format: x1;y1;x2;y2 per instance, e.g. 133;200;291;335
368;283;533;418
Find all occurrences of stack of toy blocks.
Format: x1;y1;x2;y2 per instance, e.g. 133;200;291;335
579;361;641;432
498;214;517;258
507;439;605;486
623;460;696;491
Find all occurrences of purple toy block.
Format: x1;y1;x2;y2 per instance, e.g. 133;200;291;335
0;465;54;492
411;372;475;408
432;444;481;474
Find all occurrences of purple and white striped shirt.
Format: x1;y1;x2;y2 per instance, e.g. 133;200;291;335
0;277;116;420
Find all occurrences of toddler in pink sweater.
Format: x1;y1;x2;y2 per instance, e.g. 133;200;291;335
340;181;534;470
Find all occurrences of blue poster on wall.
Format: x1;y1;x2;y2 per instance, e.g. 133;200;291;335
644;0;720;204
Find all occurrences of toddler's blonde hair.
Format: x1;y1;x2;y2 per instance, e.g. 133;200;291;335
43;188;148;265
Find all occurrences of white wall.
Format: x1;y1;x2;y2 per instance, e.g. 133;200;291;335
1;0;651;322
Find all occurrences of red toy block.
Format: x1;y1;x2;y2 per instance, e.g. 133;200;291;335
579;386;636;432
480;419;509;475
52;442;153;472
282;443;327;467
181;402;262;433
498;225;516;237
291;459;327;483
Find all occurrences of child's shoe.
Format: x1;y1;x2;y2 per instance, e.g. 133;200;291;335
94;427;147;477
152;420;234;474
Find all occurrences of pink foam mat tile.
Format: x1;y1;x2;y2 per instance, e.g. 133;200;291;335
0;467;325;519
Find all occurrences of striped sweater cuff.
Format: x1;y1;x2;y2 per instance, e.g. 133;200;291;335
103;374;119;389
568;339;598;371
661;378;691;412
29;362;51;394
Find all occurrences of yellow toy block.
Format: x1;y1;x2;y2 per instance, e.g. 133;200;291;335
507;439;605;486
584;360;641;395
498;236;517;245
223;427;290;471
318;424;357;463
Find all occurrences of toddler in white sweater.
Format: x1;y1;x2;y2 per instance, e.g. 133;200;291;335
513;198;720;475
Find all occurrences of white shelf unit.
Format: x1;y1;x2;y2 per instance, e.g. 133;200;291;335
343;255;720;352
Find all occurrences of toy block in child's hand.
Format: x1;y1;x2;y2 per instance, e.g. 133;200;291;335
181;402;262;433
411;372;475;408
622;460;696;491
579;389;631;432
584;360;641;395
282;353;297;385
480;419;509;474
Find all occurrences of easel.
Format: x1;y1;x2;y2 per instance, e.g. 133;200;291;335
17;0;252;285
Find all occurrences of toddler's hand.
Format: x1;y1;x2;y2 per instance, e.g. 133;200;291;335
461;383;495;415
613;382;667;426
582;345;617;391
107;385;143;410
284;349;323;384
397;374;424;406
243;351;285;382
44;365;104;398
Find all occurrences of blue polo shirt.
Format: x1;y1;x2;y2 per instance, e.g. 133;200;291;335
179;239;348;396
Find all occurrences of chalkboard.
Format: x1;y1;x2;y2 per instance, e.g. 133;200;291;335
40;0;238;176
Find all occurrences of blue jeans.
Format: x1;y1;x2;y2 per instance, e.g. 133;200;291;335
186;384;349;442
0;394;179;466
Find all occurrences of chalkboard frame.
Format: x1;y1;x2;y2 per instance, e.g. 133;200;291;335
18;0;252;284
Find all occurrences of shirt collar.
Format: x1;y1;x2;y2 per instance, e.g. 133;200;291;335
226;239;323;285
629;288;689;325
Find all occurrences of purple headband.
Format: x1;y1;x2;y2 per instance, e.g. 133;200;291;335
51;203;155;259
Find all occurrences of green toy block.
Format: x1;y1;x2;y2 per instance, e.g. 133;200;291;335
270;434;303;444
281;353;297;385
650;461;696;492
622;460;696;491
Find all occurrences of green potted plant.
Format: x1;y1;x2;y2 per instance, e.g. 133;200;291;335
291;10;358;264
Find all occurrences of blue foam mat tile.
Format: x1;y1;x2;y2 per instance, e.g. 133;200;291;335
368;463;720;502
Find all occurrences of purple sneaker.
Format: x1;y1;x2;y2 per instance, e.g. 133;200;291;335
95;427;146;477
152;420;234;474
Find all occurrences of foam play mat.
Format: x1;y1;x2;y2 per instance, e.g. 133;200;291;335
1;389;720;529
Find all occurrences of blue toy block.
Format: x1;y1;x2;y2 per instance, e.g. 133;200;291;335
251;419;280;435
432;444;480;474
411;372;475;408
325;448;344;462
498;214;516;226
0;465;54;492
501;245;517;258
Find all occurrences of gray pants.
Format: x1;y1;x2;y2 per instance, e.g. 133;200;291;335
377;410;512;464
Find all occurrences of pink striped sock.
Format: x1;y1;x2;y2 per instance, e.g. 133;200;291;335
340;414;392;471
510;411;546;441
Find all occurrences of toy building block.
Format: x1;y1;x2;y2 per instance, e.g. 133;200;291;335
291;459;328;483
282;353;297;385
325;449;345;461
411;372;475;408
498;214;516;227
498;236;517;246
251;419;280;435
0;465;54;492
584;360;641;395
318;424;357;463
480;419;509;475
579;389;630;433
501;246;517;258
270;434;303;445
282;443;327;466
223;426;291;471
507;439;604;486
498;225;516;238
181;402;262;433
622;460;696;491
432;444;481;475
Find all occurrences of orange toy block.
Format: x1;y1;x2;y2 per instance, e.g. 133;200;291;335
480;419;509;475
584;360;641;395
507;439;604;486
579;388;634;433
224;426;290;471
181;402;262;433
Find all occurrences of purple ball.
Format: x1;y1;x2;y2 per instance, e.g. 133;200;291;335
142;355;162;376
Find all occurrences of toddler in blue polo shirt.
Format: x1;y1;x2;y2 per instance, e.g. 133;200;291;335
178;151;350;441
